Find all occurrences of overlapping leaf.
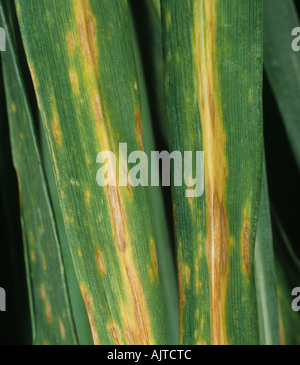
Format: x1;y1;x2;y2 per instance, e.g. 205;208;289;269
0;1;78;344
161;0;263;344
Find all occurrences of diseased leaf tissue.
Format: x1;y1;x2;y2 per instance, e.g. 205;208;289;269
0;0;299;345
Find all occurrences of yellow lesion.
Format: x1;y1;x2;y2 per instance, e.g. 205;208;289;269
106;185;127;253
135;107;143;151
184;265;190;285
199;245;203;259
241;203;251;275
50;98;62;147
194;0;229;345
150;238;158;277
30;250;36;263
195;258;199;272
92;89;115;156
74;0;98;70
45;300;52;323
29;231;34;244
187;177;194;209
51;117;62;146
59;319;66;341
64;213;70;225
166;11;172;30
69;68;79;94
95;249;106;274
40;283;46;300
41;253;47;271
195;275;199;294
40;283;52;323
107;321;121;344
277;288;286;345
85;189;91;205
119;262;153;345
80;283;101;345
73;1;113;156
248;89;253;103
148;265;154;283
86;155;91;165
241;221;250;275
11;103;17;113
92;90;103;125
66;30;75;53
28;63;40;89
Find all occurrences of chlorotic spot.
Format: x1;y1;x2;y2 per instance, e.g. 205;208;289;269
135;108;143;151
85;190;91;205
45;300;52;323
66;31;75;53
107;322;121;345
41;253;47;271
59;319;66;341
148;265;154;284
95;249;106;274
69;68;79;93
150;238;158;277
40;283;46;300
30;250;36;263
80;283;101;345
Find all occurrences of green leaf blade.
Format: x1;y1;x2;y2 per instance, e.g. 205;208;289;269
16;0;166;344
161;0;263;344
0;2;78;345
